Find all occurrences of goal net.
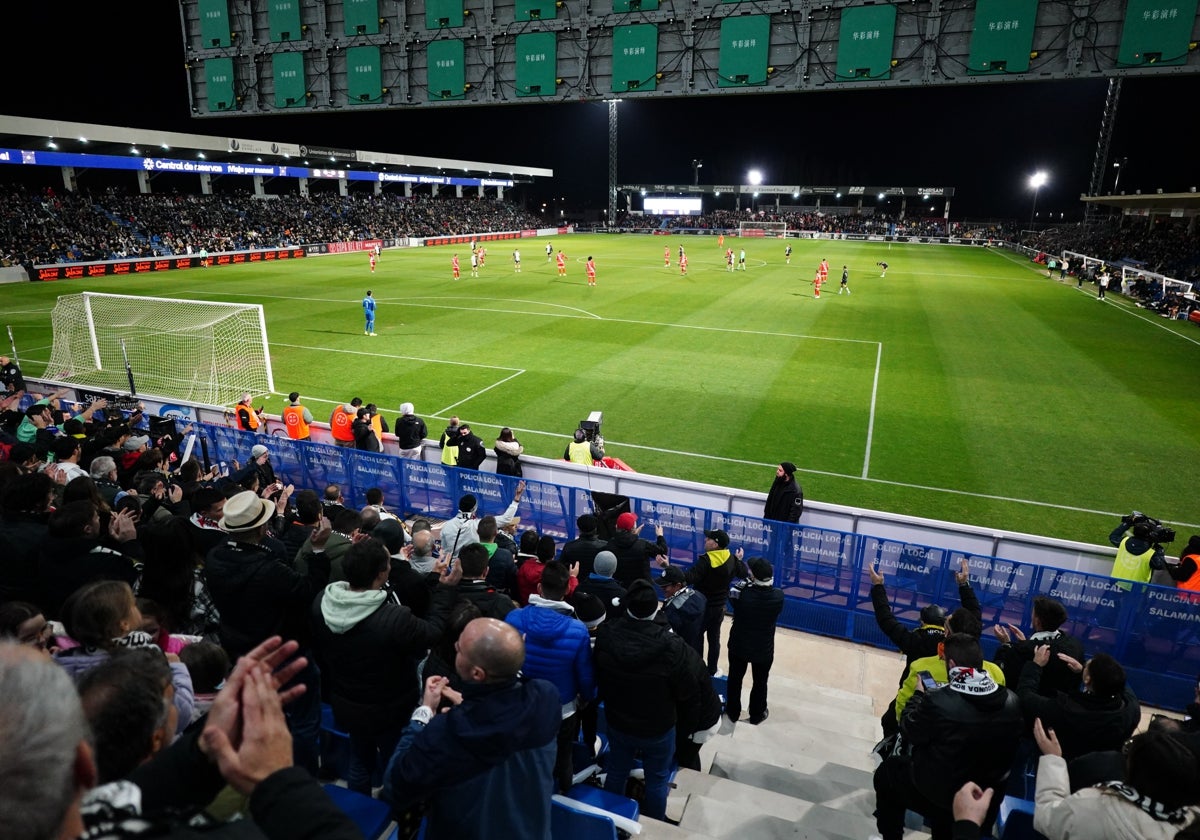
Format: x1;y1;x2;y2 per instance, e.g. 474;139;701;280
1061;250;1105;276
43;292;274;407
739;221;787;238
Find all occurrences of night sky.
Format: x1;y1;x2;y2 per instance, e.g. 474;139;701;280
4;2;1198;219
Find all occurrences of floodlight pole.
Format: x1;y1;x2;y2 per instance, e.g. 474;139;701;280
692;159;702;187
1113;157;1128;193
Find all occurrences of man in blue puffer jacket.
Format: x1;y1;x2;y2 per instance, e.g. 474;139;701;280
505;560;596;793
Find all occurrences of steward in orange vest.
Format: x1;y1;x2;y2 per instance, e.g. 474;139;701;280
282;391;312;440
330;399;361;447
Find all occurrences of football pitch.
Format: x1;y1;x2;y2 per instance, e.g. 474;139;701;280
4;234;1199;545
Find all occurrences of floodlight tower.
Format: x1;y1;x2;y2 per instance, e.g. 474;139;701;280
746;169;763;213
692;159;703;187
1028;171;1048;228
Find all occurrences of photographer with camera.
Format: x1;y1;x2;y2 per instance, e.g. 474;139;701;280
1109;512;1173;588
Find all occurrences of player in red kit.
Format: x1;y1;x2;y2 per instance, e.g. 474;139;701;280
679;253;689;276
813;268;823;298
586;256;597;286
819;258;829;285
557;250;567;276
452;254;460;280
370;252;377;273
664;246;670;267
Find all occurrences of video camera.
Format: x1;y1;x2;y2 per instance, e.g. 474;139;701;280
577;410;603;442
1122;511;1176;545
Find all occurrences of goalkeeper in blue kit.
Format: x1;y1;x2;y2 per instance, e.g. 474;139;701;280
363;290;376;335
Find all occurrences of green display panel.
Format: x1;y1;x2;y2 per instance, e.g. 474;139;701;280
268;0;302;42
516;32;557;96
427;39;466;101
198;0;232;48
836;4;897;81
205;58;236;111
346;46;382;103
1118;0;1199;67
717;16;770;87
425;0;464;29
612;25;659;92
967;0;1037;74
272;52;306;107
613;0;658;10
343;0;380;36
515;0;556;21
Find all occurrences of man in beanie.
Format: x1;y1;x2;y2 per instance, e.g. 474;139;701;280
593;579;700;821
438;481;525;561
561;513;607;579
602;511;668;588
725;557;785;725
575;550;627;623
764;461;803;523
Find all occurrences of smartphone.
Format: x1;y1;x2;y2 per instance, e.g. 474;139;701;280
917;671;939;692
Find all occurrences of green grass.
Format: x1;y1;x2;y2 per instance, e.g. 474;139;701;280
5;235;1199;544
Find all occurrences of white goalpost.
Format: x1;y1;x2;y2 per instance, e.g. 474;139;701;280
43;292;274;407
738;221;787;238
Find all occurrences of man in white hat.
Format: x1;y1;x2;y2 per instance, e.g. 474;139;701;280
204;491;333;774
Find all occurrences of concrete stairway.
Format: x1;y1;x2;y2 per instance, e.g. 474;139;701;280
639;676;930;839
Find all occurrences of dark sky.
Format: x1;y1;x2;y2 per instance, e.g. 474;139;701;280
4;2;1198;219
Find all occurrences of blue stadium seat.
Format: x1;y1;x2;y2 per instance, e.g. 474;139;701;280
551;798;618;840
996;795;1047;840
322;783;394;840
564;783;640;823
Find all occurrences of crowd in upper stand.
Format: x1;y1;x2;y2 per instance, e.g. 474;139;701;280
0;183;542;265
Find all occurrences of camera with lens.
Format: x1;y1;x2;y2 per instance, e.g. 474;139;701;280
1122;511;1176;545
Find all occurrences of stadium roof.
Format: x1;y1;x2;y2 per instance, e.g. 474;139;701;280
1081;190;1200;218
0;114;552;182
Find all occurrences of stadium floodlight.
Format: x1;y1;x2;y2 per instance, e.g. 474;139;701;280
747;169;763;186
1029;171;1048;225
1113;157;1128;193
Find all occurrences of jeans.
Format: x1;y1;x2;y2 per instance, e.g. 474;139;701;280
603;726;676;821
700;604;726;674
347;725;403;795
283;657;322;776
724;656;772;723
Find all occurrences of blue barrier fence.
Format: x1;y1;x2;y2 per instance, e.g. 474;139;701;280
198;424;1200;712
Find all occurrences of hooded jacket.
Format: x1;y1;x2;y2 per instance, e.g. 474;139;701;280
1017;660;1141;761
727;580;785;663
312;580;455;733
505;596;595;712
685;549;742;609
395;413;428;449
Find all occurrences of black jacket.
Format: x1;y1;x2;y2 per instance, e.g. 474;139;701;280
1016;661;1140;760
995;629;1086;699
456;432;487;469
603;530;668;588
37;535;142;620
204;539;330;658
0;511;49;605
685;551;744;610
351;417;380;451
594;614;699;737
871;580;981;684
395;414;427;449
663;586;707;653
560;534;607;580
727;583;785;664
457;578;518;619
764;475;803;523
312;583;455;733
901;673;1023;807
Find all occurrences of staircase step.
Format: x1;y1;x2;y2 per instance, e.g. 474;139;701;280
761;674;876;714
708;752;875;816
728;699;880;742
715;721;878;772
677;788;930;840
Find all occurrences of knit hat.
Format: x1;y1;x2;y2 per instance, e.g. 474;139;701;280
623;580;660;620
779;462;797;476
458;494;478;513
251;444;269;458
616;512;637;531
593;551;618;578
570;593;606;630
577;513;597;534
399;402;414;416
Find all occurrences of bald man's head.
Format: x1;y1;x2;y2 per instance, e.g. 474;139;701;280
455;618;525;684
